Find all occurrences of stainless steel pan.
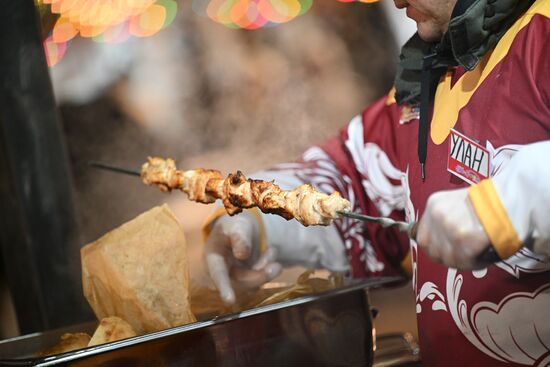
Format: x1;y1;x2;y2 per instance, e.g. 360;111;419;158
0;277;403;367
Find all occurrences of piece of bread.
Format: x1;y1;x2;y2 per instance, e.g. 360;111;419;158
88;316;137;346
81;204;196;334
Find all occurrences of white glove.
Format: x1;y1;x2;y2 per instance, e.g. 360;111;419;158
204;212;282;305
416;187;491;269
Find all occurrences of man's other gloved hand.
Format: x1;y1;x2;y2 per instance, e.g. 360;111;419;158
204;213;282;305
417;187;491;270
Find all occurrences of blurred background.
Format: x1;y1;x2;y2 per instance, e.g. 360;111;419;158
0;0;417;342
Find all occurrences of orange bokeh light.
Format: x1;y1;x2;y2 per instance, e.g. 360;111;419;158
42;0;378;66
205;0;312;29
41;0;177;66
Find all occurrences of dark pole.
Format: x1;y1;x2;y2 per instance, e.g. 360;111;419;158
0;0;93;333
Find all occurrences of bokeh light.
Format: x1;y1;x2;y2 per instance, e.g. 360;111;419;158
43;34;69;67
193;0;378;30
197;0;313;30
41;0;177;66
336;0;378;3
41;0;379;66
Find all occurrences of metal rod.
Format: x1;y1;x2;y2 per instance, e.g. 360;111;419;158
338;210;501;264
337;211;417;240
337;210;382;223
88;161;141;177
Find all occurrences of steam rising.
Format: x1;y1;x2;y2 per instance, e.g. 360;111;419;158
52;2;397;283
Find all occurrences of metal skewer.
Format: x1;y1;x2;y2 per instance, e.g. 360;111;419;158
337;210;418;240
87;162;502;265
88;161;141;177
337;210;502;265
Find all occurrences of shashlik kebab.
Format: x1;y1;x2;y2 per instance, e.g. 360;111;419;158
140;156;351;227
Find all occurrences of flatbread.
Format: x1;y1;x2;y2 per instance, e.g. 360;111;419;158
88;316;137;346
81;204;196;334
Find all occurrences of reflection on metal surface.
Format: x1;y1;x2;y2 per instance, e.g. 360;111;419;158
305;309;367;366
373;332;421;367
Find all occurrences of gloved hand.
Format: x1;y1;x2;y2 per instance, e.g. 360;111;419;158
416;187;491;269
204;212;282;305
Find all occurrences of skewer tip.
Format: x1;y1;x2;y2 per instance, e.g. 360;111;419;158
88;161;141;177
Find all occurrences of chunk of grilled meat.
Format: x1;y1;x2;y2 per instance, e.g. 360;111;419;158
141;157;350;226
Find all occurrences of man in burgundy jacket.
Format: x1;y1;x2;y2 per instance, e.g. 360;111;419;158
204;0;550;365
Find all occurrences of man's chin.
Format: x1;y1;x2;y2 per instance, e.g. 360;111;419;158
416;24;444;43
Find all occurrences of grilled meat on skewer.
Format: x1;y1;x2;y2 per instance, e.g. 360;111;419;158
141;157;350;226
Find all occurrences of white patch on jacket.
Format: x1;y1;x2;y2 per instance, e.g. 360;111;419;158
344;116;407;216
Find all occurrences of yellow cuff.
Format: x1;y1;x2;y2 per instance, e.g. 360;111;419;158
468;179;521;259
400;249;412;278
385;87;397;106
202;207;268;254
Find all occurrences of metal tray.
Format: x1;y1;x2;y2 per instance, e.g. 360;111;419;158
0;277;402;367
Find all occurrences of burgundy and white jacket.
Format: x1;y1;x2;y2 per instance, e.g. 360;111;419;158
253;2;550;365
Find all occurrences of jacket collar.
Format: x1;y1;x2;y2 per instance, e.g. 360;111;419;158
394;0;534;105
